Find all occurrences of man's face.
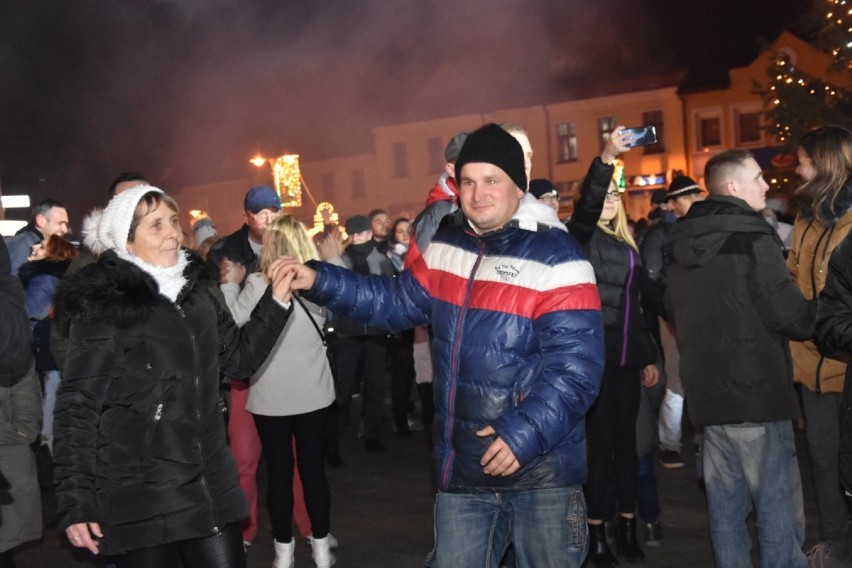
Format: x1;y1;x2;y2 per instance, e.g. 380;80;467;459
349;230;373;245
37;207;69;237
731;158;769;212
510;132;533;187
243;207;282;243
537;193;560;213
370;213;391;240
459;162;524;233
670;193;703;218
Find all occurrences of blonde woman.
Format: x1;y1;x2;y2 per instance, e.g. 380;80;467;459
567;128;660;567
221;215;336;568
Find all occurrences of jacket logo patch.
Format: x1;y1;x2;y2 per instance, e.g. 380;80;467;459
493;263;520;282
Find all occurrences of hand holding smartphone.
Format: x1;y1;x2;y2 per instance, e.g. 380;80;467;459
622;126;658;148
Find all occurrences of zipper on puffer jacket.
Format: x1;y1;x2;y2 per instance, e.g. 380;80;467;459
177;301;220;533
620;248;636;366
441;239;485;490
808;225;833;300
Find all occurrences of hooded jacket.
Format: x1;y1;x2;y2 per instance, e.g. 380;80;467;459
51;251;290;555
666;195;816;427
787;178;852;394
305;196;604;492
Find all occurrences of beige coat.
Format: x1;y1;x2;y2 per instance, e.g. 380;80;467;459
788;211;852;393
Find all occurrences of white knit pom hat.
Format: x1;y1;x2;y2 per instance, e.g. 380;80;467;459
96;184;164;254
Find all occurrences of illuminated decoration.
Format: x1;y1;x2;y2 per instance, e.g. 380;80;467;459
611;159;626;192
758;0;852;146
626;173;666;188
188;209;208;222
308;202;340;237
273;154;302;208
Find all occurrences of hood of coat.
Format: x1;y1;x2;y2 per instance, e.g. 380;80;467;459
54;250;204;332
667;195;776;269
18;258;72;288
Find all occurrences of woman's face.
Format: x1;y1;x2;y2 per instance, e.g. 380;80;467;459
796;147;816;182
394;221;411;245
126;201;182;267
600;180;620;222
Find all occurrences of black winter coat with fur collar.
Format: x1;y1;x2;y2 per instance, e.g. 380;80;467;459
51;251;291;555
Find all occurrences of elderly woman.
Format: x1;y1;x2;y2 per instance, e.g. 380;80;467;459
52;185;295;568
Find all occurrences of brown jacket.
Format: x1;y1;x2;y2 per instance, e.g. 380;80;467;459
788;209;852;393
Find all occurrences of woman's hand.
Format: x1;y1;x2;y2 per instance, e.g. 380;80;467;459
220;259;246;285
266;258;297;304
600;126;633;165
642;364;660;388
66;522;103;555
316;232;344;262
277;256;318;292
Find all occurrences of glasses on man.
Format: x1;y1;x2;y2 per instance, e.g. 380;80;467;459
604;191;623;202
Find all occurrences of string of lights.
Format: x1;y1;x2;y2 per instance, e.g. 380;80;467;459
761;0;852;145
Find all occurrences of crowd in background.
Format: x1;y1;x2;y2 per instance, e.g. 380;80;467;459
0;123;851;568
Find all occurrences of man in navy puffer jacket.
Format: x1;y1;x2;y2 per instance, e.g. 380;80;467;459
285;123;604;567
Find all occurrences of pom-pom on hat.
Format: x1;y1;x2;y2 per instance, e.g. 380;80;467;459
454;124;527;192
96;184;164;254
667;175;702;200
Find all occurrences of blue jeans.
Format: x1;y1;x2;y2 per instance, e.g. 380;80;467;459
427;486;588;568
703;422;806;568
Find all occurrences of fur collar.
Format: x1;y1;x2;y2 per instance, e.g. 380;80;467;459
54;251;203;331
797;178;852;226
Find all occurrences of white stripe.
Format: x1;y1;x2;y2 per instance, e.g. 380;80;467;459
424;242;596;291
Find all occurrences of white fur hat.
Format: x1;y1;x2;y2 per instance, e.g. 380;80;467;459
83;185;164;255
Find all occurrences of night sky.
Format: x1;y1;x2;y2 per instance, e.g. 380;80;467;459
0;0;815;227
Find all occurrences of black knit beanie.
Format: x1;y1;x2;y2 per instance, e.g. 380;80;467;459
454;124;527;192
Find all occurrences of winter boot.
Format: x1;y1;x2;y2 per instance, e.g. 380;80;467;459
309;534;337;567
272;539;295;568
588;523;619;567
616;516;645;563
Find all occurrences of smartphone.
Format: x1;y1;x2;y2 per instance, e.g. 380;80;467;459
622;126;658;148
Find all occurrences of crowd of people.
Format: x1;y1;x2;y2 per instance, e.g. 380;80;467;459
0;122;851;568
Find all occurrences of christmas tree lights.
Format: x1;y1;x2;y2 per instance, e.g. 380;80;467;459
760;0;852;146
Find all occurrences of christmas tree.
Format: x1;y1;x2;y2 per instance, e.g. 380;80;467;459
760;0;852;146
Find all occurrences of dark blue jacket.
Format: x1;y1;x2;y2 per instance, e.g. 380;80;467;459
306;199;604;492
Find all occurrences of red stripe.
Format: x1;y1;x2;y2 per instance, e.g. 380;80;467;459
429;273;601;319
410;252;431;292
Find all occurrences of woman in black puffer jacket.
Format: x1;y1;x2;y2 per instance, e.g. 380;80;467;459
53;186;294;568
568;128;660;567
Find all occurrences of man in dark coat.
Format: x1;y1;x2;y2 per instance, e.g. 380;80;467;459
666;149;814;568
